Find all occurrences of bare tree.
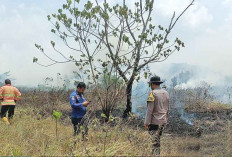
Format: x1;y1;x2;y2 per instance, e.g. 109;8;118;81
34;0;194;117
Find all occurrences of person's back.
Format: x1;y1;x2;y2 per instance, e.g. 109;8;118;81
0;79;21;124
150;88;169;125
0;84;21;106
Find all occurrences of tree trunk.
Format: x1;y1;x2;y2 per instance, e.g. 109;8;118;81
56;119;58;140
123;79;134;118
103;108;110;122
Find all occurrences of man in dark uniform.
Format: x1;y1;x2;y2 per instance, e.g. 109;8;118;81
69;82;90;137
144;76;170;155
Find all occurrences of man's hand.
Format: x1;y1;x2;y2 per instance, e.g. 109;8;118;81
144;124;149;130
83;101;90;107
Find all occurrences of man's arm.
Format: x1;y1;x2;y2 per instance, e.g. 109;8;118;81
144;101;155;127
69;95;89;109
14;88;21;101
166;93;170;121
0;87;3;101
69;95;83;109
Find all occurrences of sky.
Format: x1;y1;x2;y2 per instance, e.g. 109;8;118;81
0;0;232;87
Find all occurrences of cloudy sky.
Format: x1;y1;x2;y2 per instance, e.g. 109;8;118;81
0;0;231;86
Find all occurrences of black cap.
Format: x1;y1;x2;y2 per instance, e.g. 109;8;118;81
148;76;163;84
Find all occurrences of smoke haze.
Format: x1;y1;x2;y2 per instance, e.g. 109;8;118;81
0;0;232;88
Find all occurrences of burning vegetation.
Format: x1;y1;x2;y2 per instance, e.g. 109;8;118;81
0;76;232;156
1;0;232;156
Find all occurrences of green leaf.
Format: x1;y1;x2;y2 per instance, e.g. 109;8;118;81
63;4;67;9
47;15;51;21
102;62;108;67
102;12;109;20
101;113;107;118
106;132;111;137
51;29;56;33
35;44;39;49
58;9;62;13
85;1;93;10
33;57;38;63
158;25;163;30
109;115;114;122
55;22;60;30
51;41;55;47
144;72;148;79
67;0;72;5
53;110;62;119
135;2;139;7
80;54;86;57
123;34;130;43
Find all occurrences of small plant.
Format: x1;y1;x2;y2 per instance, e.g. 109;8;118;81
12;148;22;156
53;110;62;139
100;113;114;155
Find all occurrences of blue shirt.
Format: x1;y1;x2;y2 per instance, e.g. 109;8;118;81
69;90;87;118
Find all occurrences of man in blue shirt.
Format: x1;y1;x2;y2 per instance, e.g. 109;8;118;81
69;82;89;136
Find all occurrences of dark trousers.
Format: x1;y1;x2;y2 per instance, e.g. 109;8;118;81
71;117;88;137
148;124;164;155
0;105;16;119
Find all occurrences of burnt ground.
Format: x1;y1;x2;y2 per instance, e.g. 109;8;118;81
165;107;199;136
122;103;232;137
40;102;232;137
166;106;232;136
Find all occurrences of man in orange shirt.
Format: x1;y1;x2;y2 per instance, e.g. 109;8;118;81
0;79;21;124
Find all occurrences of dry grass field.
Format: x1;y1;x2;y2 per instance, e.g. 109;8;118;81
0;105;231;156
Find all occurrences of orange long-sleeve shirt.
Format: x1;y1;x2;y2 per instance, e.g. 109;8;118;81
0;84;21;105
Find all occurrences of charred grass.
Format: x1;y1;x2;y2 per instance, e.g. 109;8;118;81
0;106;232;156
0;89;232;156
